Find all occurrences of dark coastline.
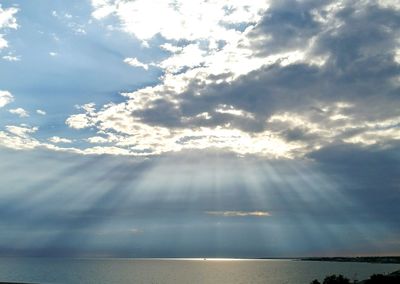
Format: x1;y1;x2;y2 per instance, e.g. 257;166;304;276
299;256;400;264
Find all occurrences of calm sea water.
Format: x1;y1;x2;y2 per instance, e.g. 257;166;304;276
0;258;398;284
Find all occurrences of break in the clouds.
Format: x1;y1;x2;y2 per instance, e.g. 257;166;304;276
0;0;400;257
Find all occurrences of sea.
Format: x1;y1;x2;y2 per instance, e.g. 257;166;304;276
0;258;398;284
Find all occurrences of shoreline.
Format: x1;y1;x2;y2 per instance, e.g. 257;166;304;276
299;256;400;264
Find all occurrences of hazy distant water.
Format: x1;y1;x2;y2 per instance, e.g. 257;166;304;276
0;258;398;284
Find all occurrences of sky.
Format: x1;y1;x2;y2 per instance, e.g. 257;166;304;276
0;0;399;258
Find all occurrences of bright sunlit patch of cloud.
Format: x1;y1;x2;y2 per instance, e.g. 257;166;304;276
48;136;73;144
9;107;29;117
377;0;400;10
36;109;46;115
215;104;255;119
394;48;400;64
0;4;18;50
0;36;8;49
205;211;271;217
330;114;349;121
0;5;18;29
0;131;39;150
0;126;83;153
91;0;115;19
0;90;13;107
6;125;38;138
64;99;302;157
83;146;131;155
66;113;94;129
123;57;149;70
158;44;205;73
91;0;269;42
87;136;108;144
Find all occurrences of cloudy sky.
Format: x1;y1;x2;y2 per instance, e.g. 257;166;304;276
0;0;399;257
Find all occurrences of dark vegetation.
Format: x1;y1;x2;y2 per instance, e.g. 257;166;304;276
310;270;400;284
302;257;400;264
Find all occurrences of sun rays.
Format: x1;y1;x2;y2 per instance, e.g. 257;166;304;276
0;147;392;257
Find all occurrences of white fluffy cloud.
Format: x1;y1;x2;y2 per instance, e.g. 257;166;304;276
123;57;149;70
0;5;18;29
0;4;18;49
91;0;275;80
5;125;37;138
0;90;13;107
0;36;7;49
48;136;73;144
9;107;29;117
87;136;108;144
91;0;269;42
65;103;96;129
158;44;205;73
0;125;40;150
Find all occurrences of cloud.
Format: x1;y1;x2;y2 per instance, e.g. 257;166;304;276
1;0;399;160
36;109;46;115
0;5;18;29
2;55;20;61
157;44;205;73
0;90;13;107
123;57;149;70
91;0;268;42
48;136;73;144
9;107;29;117
206;211;271;217
0;125;47;150
87;136;108;144
5;125;37;138
49;1;399;158
66;113;94;129
0;4;19;49
0;36;7;49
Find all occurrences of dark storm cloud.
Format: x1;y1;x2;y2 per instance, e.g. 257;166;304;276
247;0;328;54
